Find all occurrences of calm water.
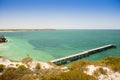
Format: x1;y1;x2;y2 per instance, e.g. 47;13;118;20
0;30;120;62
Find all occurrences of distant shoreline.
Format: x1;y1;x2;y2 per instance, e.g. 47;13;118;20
0;29;56;32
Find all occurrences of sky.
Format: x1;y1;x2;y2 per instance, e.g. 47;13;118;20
0;0;120;29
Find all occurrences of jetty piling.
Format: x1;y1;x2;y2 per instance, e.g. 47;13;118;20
50;44;116;65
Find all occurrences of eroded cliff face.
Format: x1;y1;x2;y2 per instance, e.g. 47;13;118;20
0;36;7;43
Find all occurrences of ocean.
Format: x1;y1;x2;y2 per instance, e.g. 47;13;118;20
0;30;120;62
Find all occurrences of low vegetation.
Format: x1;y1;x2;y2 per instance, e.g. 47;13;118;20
35;63;41;70
93;67;107;77
0;67;33;80
22;57;33;64
70;60;90;71
18;65;28;71
0;56;120;80
100;56;120;72
41;70;97;80
0;64;5;72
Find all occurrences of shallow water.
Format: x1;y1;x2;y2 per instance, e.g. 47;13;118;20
0;30;120;62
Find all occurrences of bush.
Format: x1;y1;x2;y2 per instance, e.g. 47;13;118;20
16;64;19;67
18;65;28;71
93;67;107;77
101;56;120;72
35;63;41;70
0;64;5;72
22;57;33;64
70;60;89;71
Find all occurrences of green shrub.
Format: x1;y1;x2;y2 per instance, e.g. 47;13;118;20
35;63;41;70
0;64;5;72
18;65;28;71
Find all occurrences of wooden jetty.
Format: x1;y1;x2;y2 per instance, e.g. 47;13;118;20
50;44;116;65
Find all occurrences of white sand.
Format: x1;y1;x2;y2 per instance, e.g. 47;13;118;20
0;57;26;68
86;65;120;80
0;57;53;70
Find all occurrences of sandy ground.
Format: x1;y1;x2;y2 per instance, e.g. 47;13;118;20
0;57;53;70
85;65;120;80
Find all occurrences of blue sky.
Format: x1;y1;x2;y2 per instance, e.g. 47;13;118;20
0;0;120;29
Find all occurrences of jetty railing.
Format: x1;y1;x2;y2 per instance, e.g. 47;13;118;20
50;44;116;65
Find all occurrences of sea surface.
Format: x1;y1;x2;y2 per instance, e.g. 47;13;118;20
0;30;120;62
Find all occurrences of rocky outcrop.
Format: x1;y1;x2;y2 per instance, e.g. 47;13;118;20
0;36;7;43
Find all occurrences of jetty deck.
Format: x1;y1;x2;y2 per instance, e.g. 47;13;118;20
50;44;116;65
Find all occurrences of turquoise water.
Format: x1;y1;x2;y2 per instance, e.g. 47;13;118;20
0;30;120;62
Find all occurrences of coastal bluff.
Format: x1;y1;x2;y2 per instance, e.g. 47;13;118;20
0;36;7;43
